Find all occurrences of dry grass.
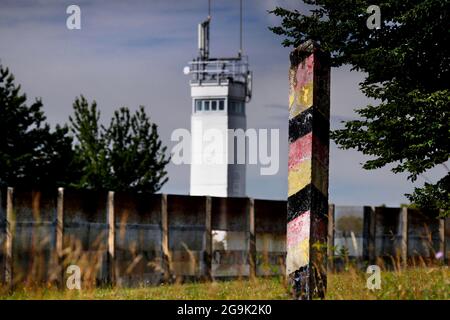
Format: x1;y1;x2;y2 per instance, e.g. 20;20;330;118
0;277;289;300
1;267;448;300
327;266;449;300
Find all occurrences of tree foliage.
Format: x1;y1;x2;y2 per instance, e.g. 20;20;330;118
69;96;108;189
69;96;170;193
0;64;76;189
1;64;170;194
270;0;449;216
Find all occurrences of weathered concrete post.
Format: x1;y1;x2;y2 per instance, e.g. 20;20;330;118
363;206;376;264
247;198;256;279
400;207;409;267
327;204;335;272
160;193;171;281
438;215;445;264
107;191;116;286
5;187;14;290
287;40;330;299
444;218;449;265
56;187;64;287
203;196;212;280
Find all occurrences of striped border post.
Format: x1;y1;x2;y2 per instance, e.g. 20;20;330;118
287;40;330;299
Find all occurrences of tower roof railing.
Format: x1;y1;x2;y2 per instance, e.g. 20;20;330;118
188;56;249;84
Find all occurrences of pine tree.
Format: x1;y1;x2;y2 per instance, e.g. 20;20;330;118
106;106;170;193
69;97;170;192
0;64;76;189
69;96;109;189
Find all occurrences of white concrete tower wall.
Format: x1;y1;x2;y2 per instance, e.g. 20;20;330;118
187;14;251;198
226;82;246;197
189;81;247;197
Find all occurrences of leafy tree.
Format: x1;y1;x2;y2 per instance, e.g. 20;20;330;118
69;96;108;189
0;64;76;189
270;0;449;216
69;96;170;192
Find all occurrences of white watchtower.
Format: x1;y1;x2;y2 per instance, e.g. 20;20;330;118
185;11;252;197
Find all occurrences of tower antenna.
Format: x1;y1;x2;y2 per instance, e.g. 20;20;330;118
239;0;243;57
208;0;211;19
198;0;211;60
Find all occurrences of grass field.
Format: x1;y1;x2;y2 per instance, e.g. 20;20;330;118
1;267;448;300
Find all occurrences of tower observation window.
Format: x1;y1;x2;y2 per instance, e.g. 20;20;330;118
194;99;226;112
196;100;202;111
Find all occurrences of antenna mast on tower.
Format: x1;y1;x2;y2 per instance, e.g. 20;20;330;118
187;0;253;198
198;1;211;60
187;0;252;101
239;0;243;57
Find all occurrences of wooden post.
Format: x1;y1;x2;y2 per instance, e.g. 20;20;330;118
247;198;256;279
56;187;64;287
160;194;171;281
5;187;14;290
107;191;115;286
400;207;408;268
203;196;212;280
363;206;376;264
287;40;330;299
327;204;335;272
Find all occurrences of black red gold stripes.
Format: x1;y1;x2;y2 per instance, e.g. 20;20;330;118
287;41;330;300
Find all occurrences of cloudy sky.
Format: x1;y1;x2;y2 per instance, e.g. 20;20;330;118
0;0;445;206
